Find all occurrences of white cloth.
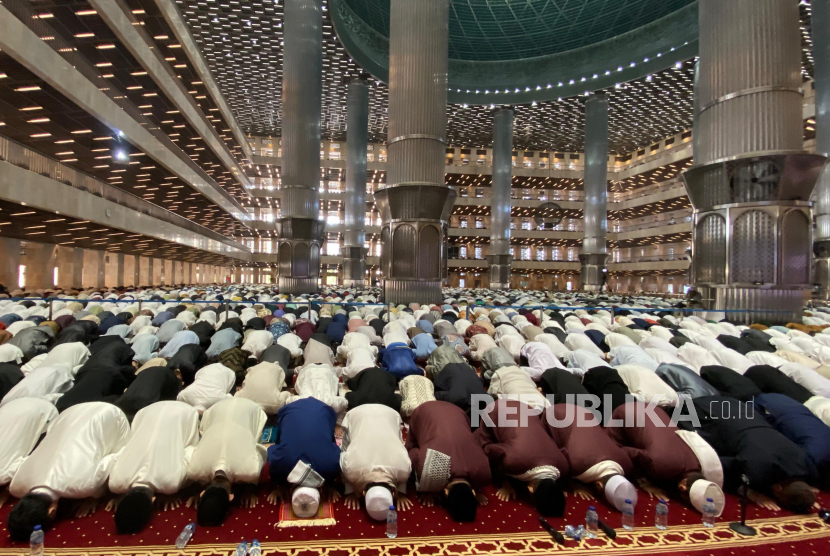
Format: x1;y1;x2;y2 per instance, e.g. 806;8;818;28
609;346;658;371
0;399;58;485
176;363;236;415
287;364;348;415
241;330;274;359
565;333;605;357
675;430;724;487
469;334;498;361
342;347;378;379
746;351;789;368
778;363;830;398
277;333;303;358
292;486;320;518
0;344;24;364
336;333;378;360
109;401;200;495
565;349;607;372
187;397;267;485
9;402;130;499
365;485;393;521
693;335;725;352
497;334;526;361
38;343;91;376
603;473;638;512
1;365;73;407
487;366;549;410
804;395;830;427
677;343;719;372
711;349;754;374
535;333;570;359
615;365;679;407
340;404;410;495
604;333;637;349
521;342;564;377
235;362;290;415
643;348;689;368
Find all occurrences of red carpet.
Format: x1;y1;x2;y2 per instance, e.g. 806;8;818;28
0;485;827;555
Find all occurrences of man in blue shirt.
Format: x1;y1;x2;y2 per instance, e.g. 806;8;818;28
266;397;341;517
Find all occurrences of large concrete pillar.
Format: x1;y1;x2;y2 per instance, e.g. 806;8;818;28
96;250;106;289
580;94;609;291
277;0;325;295
71;248;84;290
116;253;125;288
0;238;21;290
343;77;369;289
682;0;825;323
814;0;830;298
486;108;514;290
376;0;455;305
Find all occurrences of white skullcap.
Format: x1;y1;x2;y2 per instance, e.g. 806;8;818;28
292;487;320;518
365;486;394;521
690;479;725;517
604;475;638;512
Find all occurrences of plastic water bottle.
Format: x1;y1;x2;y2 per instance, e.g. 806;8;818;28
655;500;669;530
233;541;248;556
621;499;635;530
175;523;195;550
702;498;716;528
29;525;44;556
249;540;262;556
585;506;599;538
386;505;398;538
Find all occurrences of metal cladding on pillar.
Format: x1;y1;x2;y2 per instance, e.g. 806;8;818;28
814;0;830;298
580;93;609;292
380;0;454;305
343;78;369;288
487;108;514;290
682;0;827;323
277;0;325;295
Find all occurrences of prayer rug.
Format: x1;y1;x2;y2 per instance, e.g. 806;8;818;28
276;499;335;528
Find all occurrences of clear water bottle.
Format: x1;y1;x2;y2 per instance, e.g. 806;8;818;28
29;525;44;556
386;505;398;538
702;498;716;528
175;523;195;550
655;500;669;530
233;541;248;556
249;539;262;556
621;499;635;530
585;506;599;538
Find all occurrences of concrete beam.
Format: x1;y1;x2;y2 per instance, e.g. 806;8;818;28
0;4;251;223
90;0;251;189
0;160;253;262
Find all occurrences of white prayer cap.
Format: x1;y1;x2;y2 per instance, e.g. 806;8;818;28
292;487;320;518
365;486;393;521
690;480;725;517
604;475;638;512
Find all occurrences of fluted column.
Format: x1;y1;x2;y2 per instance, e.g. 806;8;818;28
277;0;324;295
814;0;830;298
682;0;826;323
580;94;609;292
343;77;369;288
487;108;513;290
377;0;455;305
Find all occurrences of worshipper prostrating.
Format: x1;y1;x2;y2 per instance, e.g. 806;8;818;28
7;402;130;541
605;401;726;516
0;399;58;508
684;395;817;513
340;404;413;519
108;401;200;534
474;399;567;517
186;397;266;526
406;400;490;521
267;397;342;518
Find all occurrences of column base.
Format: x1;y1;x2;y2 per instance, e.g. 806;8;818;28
698;285;810;325
343;278;366;289
490;282;511;290
384;279;442;306
579;253;608;291
278;277;318;295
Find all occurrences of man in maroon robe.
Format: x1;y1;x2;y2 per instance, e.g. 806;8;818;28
406;400;491;521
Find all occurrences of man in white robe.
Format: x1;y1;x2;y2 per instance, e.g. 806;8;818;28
1;365;74;407
7;402;130;541
340;404;412;520
176;363;235;414
186;397;267;526
0;399;58;507
108;401;200;534
286;364;348;417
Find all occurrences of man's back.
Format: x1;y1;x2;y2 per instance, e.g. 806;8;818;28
268;398;340;482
